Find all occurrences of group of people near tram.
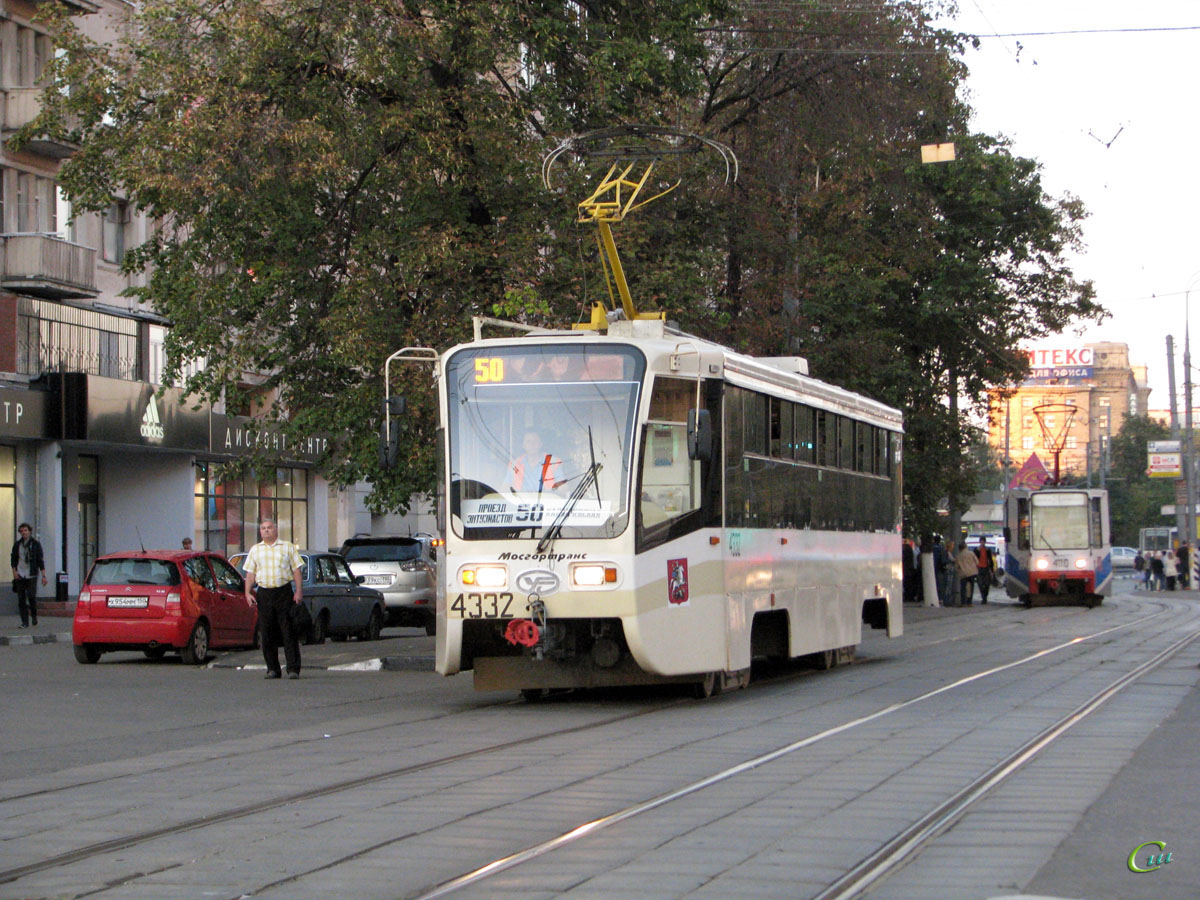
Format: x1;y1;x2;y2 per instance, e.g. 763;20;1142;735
1133;547;1191;591
902;540;1003;609
901;536;999;607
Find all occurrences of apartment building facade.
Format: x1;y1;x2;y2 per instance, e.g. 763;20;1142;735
0;0;336;611
987;341;1152;482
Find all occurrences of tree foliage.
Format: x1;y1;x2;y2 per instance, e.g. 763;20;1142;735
27;0;1105;527
1108;415;1173;546
31;0;728;511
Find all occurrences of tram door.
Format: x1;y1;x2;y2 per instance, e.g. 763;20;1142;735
78;456;99;580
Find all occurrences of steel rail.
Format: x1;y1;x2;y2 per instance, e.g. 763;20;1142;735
812;625;1200;900
0;606;1174;894
402;608;1178;900
0;700;685;886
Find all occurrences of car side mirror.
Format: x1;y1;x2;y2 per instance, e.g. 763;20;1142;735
354;575;365;585
687;409;713;462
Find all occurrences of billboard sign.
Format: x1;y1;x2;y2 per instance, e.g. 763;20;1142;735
1148;440;1182;478
1025;346;1094;383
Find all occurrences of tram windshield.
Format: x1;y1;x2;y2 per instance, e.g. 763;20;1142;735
445;344;646;541
1030;492;1090;550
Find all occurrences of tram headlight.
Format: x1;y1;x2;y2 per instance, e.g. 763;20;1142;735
571;563;618;587
1035;558;1049;570
460;564;508;589
1075;558;1088;569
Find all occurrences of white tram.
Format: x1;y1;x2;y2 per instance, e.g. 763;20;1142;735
429;318;904;696
1002;486;1112;608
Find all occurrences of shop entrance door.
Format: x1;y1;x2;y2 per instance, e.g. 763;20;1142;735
79;456;99;578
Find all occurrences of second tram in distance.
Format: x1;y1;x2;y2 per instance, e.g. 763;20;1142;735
431;319;904;697
1003;486;1112;608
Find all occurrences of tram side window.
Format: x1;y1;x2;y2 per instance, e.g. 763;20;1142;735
795;404;814;464
744;391;767;456
838;415;854;470
640;377;703;530
725;386;745;527
856;423;870;473
769;397;782;458
815;409;829;466
780;401;795;459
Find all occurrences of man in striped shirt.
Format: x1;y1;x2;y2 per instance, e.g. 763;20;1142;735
243;517;305;679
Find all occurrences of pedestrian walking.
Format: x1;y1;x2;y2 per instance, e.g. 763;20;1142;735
1164;551;1178;591
10;523;47;628
242;517;305;679
1133;551;1146;590
975;541;996;604
1150;552;1165;591
945;540;961;607
1176;545;1189;589
902;539;918;604
956;542;979;605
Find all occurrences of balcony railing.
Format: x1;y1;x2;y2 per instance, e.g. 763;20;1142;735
27;0;100;13
2;234;98;299
1;88;79;158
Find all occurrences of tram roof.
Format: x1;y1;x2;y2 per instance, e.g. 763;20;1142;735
451;318;903;431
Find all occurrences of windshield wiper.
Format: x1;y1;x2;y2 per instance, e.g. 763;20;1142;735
537;428;602;553
536;462;602;553
1038;530;1060;555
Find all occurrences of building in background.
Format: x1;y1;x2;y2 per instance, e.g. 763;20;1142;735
0;0;338;613
987;342;1151;484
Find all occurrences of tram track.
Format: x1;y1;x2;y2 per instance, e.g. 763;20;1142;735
0;699;688;886
401;605;1189;899
0;599;1185;899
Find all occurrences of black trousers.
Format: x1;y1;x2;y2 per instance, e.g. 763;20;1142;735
257;584;301;675
14;577;37;625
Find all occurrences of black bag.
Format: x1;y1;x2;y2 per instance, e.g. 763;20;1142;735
289;600;313;637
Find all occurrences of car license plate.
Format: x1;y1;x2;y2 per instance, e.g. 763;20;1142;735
362;575;391;586
107;596;149;608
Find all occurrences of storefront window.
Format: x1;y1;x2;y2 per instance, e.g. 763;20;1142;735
0;446;14;552
194;463;308;553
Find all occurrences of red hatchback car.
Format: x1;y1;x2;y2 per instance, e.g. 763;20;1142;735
72;551;257;665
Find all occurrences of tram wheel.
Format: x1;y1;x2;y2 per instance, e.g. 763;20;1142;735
691;672;719;699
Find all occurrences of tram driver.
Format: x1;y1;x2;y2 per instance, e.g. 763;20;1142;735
508;430;567;493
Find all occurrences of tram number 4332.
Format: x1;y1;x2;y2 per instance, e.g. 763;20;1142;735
451;592;516;619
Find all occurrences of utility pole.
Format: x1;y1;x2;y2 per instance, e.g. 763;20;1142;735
1187;317;1196;549
1168;335;1185;542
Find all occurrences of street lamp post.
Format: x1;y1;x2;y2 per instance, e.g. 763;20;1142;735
1184;272;1200;566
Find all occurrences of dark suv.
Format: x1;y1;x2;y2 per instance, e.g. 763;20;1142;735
339;537;436;633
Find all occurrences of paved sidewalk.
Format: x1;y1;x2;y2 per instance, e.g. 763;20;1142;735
0;612;73;646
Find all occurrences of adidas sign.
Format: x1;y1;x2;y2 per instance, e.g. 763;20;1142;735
140;397;165;441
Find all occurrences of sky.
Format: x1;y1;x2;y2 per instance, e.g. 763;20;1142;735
941;1;1200;412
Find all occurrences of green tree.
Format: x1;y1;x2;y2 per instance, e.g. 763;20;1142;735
1107;415;1173;546
681;2;1103;534
28;0;728;510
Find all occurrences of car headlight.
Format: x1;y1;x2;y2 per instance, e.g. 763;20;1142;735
460;564;507;589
